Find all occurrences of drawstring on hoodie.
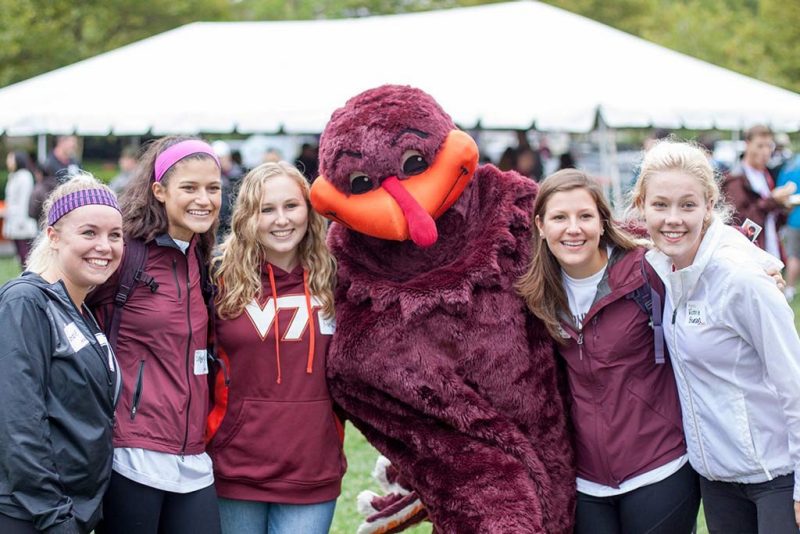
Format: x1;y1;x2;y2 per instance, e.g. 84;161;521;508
266;264;317;384
303;270;316;374
267;265;282;384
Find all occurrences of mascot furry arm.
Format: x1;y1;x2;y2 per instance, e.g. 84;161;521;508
311;85;575;533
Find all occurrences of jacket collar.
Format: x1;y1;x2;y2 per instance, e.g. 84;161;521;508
646;218;782;302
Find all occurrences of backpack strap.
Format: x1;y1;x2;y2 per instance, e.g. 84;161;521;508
196;247;229;387
640;255;665;365
107;238;156;351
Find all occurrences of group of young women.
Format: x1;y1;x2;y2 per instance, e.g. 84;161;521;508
0;137;343;534
0;135;798;534
518;140;800;533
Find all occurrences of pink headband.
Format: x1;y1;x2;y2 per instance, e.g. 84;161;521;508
48;189;121;226
154;140;220;182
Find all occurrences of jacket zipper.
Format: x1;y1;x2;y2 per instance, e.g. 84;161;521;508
671;305;713;477
130;360;146;420
577;330;584;360
181;255;193;460
172;259;182;300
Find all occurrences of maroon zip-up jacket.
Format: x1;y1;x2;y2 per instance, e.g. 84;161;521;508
91;234;210;455
557;246;686;488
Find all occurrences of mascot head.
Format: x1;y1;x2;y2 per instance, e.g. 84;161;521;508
311;85;479;247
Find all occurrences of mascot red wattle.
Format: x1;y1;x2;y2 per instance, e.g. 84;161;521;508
311;85;575;533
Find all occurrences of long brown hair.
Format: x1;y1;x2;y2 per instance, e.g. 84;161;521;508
213;162;336;320
119;136;218;265
516;169;639;342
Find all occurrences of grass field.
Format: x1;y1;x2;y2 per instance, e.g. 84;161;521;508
3;255;799;533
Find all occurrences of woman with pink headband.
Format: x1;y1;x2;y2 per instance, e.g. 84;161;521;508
0;173;123;533
89;137;223;534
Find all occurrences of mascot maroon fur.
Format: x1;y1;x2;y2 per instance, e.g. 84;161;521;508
310;85;575;533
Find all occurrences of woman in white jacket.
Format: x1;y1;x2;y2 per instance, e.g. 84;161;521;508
2;152;38;265
631;139;800;534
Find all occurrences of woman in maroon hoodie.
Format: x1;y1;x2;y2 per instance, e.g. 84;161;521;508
517;169;699;534
91;137;223;534
207;162;345;534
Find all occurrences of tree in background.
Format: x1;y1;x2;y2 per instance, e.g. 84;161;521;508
0;0;230;88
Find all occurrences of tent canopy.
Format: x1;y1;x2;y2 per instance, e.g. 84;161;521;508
1;0;799;136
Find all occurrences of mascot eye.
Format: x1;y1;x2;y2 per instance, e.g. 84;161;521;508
401;150;428;176
349;172;374;194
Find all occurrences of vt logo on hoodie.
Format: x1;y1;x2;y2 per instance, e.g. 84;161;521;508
245;295;335;340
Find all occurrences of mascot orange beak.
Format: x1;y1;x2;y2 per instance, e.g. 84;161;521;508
310;130;479;247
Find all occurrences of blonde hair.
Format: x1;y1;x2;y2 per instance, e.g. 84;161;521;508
26;172;118;274
213;162;336;319
628;139;731;223
516;169;640;342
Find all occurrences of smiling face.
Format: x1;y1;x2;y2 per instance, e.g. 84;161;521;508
536;188;607;278
257;174;309;272
47;204;123;300
152;157;222;241
642;170;712;269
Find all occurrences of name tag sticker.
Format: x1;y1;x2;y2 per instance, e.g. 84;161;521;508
318;312;336;335
194;349;208;375
686;301;707;326
64;322;89;353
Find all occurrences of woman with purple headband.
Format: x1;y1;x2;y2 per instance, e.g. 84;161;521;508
88;137;223;534
0;173;123;533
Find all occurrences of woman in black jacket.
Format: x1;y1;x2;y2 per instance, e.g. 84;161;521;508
0;173;123;533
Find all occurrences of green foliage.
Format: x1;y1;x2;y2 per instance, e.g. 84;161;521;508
0;0;230;88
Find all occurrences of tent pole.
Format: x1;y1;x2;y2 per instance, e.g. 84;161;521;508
37;134;47;166
598;117;622;211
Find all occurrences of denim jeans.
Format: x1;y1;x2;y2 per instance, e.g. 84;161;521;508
218;497;336;534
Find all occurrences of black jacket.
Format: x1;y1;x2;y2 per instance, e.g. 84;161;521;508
0;272;120;533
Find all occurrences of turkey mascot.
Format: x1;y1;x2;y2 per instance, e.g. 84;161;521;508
310;85;575;533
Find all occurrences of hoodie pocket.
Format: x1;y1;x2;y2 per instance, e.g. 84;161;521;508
212;398;345;485
130;360;146;420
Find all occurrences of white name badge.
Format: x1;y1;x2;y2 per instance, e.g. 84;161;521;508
95;333;115;372
194;349;208;375
64;322;89;353
319;312;336;335
686;301;707;326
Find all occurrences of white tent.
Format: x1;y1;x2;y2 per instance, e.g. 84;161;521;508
0;0;799;136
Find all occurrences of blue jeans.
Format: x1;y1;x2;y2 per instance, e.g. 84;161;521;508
218;497;336;534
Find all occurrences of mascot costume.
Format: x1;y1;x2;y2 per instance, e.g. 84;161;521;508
310;85;575;533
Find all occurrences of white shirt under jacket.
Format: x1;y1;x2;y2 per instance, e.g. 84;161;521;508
646;218;800;501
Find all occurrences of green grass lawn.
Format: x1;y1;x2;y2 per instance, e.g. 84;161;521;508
3;255;800;533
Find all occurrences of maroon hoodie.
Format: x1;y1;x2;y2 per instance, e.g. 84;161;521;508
207;263;346;504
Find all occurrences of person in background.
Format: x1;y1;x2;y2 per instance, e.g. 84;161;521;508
2;151;39;265
633;139;800;533
29;135;81;224
0;173;122;534
294;143;319;183
89;137;222;534
207;162;345;534
722;125;794;260
108;146;140;195
517;169;699;534
212;141;244;243
778;154;800;301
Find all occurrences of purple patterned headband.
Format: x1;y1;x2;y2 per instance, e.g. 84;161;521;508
154;140;220;182
47;189;121;226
